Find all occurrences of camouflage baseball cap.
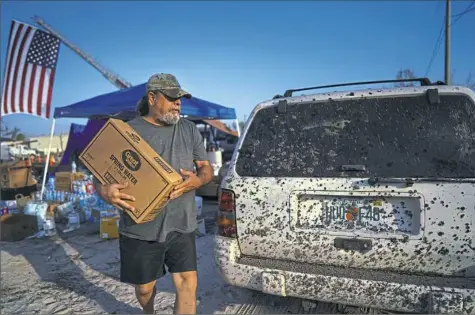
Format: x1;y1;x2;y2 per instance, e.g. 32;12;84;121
136;73;191;115
146;73;191;99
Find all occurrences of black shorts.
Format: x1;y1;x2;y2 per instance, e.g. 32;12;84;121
119;231;197;285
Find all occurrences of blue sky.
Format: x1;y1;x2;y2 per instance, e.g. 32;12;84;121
1;0;474;136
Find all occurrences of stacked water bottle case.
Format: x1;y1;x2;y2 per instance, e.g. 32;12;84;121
32;168;121;238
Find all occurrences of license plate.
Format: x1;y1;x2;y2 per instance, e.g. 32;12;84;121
316;198;405;232
293;194;421;235
321;199;383;225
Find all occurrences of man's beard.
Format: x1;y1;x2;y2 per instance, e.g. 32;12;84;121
156;111;180;125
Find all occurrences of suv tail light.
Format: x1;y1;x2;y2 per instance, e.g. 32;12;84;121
217;189;237;238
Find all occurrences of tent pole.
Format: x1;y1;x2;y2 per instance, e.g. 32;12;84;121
235;118;241;137
203;124;207;150
40;118;56;201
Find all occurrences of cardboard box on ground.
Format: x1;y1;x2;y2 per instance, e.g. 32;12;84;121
0;160;38;241
99;216;120;239
0;214;38;241
0;160;37;189
79;119;183;224
54;172;85;192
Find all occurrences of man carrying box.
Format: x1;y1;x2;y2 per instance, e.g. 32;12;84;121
95;73;213;314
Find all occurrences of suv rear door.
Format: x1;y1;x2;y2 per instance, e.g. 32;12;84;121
230;88;475;277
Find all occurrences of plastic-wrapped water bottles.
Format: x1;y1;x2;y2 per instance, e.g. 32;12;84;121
0;201;8;216
84;207;92;222
56;202;73;220
47;176;55;190
23;199;49;236
86;180;95;194
67;211;80;230
72;180;90;194
35;202;49;232
43;214;57;237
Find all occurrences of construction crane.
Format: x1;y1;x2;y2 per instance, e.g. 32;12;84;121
32;15;133;90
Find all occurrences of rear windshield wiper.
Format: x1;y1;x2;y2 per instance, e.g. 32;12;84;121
368;177;414;187
341;165;366;172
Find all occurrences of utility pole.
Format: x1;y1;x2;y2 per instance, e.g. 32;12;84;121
445;0;451;84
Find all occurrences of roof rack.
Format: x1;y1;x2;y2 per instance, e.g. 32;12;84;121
283;78;433;98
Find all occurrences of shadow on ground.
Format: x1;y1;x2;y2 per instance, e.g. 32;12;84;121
0;205;252;314
1;222;142;314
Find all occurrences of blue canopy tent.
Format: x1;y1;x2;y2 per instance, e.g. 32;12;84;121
53;83;237;121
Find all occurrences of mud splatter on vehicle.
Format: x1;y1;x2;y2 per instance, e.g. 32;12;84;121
214;81;475;314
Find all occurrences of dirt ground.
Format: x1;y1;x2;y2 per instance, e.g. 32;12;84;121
0;221;259;314
0;200;384;315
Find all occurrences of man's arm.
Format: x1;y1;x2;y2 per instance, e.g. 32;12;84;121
195;160;213;187
191;123;213;188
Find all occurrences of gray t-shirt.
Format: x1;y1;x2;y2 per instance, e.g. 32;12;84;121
118;116;208;242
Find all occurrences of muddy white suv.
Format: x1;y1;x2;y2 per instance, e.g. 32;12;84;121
215;78;475;314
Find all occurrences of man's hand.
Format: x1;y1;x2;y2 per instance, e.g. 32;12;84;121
98;182;136;212
170;169;203;200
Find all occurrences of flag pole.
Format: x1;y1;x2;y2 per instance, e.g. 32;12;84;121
40;118;55;201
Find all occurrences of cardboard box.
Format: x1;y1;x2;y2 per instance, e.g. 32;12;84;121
55;172;72;192
6;163;37;189
55;172;85;192
100;216;120;239
15;194;31;210
79;119;183;224
72;172;85;181
0;214;38;241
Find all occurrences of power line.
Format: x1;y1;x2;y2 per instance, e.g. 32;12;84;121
424;19;445;77
424;1;474;77
452;2;475;18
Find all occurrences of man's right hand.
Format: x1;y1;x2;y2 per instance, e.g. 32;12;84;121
98;182;136;212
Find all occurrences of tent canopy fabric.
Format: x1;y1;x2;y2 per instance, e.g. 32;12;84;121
54;83;237;121
58;122;86;167
58;119;106;167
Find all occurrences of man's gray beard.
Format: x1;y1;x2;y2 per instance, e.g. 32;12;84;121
157;112;180;125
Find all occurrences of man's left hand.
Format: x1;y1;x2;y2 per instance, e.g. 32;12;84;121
170;169;203;200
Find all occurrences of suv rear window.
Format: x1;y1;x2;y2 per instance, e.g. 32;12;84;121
236;94;475;178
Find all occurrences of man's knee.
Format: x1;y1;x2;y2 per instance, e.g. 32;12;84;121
172;271;197;293
135;281;156;297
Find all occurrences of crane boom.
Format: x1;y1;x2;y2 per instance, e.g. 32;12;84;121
32;15;133;89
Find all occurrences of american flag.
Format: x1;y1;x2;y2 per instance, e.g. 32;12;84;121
1;20;61;119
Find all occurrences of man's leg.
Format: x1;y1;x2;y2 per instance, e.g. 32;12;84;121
171;271;197;314
164;231;198;315
135;281;157;314
119;235;167;314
